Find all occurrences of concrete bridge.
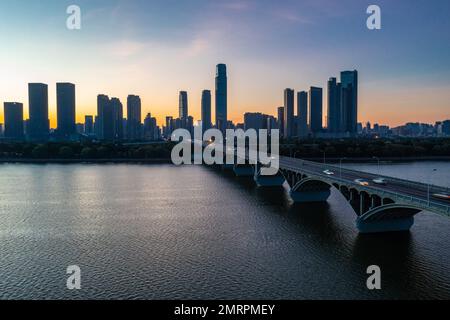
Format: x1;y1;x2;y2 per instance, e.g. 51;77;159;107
218;156;450;234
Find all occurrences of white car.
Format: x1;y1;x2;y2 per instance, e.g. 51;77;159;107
323;169;335;175
372;178;387;185
354;179;369;186
432;193;450;201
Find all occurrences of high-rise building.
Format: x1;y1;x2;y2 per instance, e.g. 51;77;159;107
297;91;308;138
96;94;109;140
201;90;212;132
96;95;114;141
215;64;227;133
179;91;188;123
56;82;76;138
28;83;49;141
127;95;142;140
110;98;123;140
327;78;341;134
84;116;94;135
277;106;285;137
144;113;158;141
283;88;294;138
309;87;323;134
3;102;24;140
340;70;358;135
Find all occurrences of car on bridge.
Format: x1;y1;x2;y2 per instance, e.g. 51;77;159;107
323;169;335;175
354;179;370;186
432;193;450;201
372;178;387;185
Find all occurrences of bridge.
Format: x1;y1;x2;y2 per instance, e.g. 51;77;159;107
218;155;450;234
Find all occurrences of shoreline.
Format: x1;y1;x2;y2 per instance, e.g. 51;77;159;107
0;156;449;164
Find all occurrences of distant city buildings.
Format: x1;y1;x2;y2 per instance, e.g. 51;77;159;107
56;82;76;139
215;64;227;133
28;83;49;141
127;95;141;141
201;90;212;132
3;102;24;141
283;89;295;138
2;66;449;144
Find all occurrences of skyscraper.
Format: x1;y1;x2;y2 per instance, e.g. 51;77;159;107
297;91;308;138
283;88;295;138
309;87;323;134
277;106;284;137
340;70;358;135
110;97;123;140
3;102;24;140
84;115;94;135
215;64;227;133
179;91;188;123
28;83;49;141
96;94;109;140
97;94;115;141
56;82;76;139
327;78;341;134
201;90;212;132
127;95;142;140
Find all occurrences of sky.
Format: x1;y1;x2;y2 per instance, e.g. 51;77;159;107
0;0;449;128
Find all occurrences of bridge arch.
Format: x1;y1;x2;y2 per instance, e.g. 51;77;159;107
356;203;423;233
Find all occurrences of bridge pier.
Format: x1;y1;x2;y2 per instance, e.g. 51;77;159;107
356;217;414;234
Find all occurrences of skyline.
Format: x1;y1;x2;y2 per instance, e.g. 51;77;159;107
0;0;450;127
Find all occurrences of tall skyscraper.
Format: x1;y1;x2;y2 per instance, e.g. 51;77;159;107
340;70;358;135
179;91;188;123
97;94;115;140
215;64;227;133
327;78;341;134
201;90;212;132
309;87;323;134
56;82;76;138
277;106;285;137
28;83;49;141
283;88;295;138
84;115;94;135
111;97;123;140
127;95;142;140
96;94;109;140
3;102;24;140
297;91;308;138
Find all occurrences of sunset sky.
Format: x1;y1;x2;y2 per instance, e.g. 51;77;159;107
0;0;449;128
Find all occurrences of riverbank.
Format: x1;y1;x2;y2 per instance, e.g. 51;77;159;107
0;158;172;164
0;156;449;164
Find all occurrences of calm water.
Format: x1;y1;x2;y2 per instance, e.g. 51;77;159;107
0;162;449;300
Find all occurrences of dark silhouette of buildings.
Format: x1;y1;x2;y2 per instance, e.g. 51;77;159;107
277;106;284;137
179;91;188;124
283;88;295;138
84;115;94;135
111;97;123;140
297;91;308;138
201;90;212;132
28;83;49;141
56;82;76;139
3;102;24;140
341;70;358;136
127;95;141;140
327;78;341;134
309;86;323;134
215;64;227;133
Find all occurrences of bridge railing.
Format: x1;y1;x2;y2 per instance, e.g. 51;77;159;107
284;157;450;194
280;162;450;217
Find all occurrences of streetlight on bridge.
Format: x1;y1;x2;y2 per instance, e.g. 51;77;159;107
427;168;438;206
339;157;347;179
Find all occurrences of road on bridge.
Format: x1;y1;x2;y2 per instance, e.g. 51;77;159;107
279;156;450;209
